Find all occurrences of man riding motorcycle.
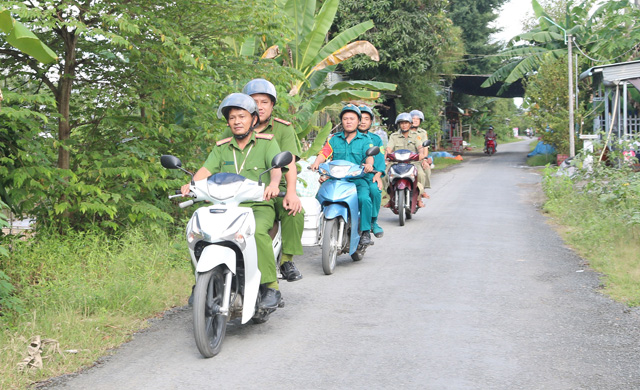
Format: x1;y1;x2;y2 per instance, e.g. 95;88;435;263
181;93;284;309
310;104;376;246
387;113;428;208
484;125;497;153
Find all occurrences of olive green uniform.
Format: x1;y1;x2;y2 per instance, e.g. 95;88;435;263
411;127;431;189
221;117;305;257
387;130;427;193
203;132;281;285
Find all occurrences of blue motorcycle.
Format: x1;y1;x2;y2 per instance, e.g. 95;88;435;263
315;147;379;275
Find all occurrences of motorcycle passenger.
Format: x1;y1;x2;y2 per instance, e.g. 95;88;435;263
485;125;497;152
409;109;432;196
240;78;304;282
387;112;428;208
181;93;284;309
358;105;385;238
309;104;376;246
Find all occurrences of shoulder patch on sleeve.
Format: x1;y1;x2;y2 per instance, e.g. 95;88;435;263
216;137;232;146
274;117;291;126
256;133;275;140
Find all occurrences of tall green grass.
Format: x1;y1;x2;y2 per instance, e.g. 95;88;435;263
542;163;640;304
0;228;192;389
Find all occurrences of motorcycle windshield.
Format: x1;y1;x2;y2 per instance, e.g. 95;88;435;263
320;160;363;179
206;173;248;200
390;163;414;176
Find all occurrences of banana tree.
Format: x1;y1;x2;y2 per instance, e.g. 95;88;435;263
482;0;640;92
261;0;396;155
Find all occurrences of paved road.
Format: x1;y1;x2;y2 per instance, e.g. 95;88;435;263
43;140;640;390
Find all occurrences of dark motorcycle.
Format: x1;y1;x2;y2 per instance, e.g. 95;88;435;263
386;140;430;226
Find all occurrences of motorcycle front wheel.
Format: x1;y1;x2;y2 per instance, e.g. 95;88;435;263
322;218;339;275
193;266;228;358
397;190;405;226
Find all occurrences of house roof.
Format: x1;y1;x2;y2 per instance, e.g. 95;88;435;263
446;74;526;98
579;60;640;86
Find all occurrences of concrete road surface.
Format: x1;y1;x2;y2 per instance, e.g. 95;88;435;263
42;140;640;390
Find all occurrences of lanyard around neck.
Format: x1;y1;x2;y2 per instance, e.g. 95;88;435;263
233;144;254;174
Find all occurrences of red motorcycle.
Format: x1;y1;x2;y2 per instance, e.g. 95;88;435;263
386;140;430;226
485;136;497;156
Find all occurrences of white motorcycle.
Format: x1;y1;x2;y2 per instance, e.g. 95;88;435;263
161;151;292;358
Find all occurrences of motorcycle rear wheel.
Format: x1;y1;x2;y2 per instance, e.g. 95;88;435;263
397;190;405;226
193;267;228;358
322;218;339;275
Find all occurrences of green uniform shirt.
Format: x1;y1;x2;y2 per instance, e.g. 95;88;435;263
320;130;375;165
387;130;423;154
203;132;281;186
221;117;301;188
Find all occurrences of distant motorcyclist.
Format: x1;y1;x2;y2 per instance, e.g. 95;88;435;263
386;113;428;208
484;126;497;153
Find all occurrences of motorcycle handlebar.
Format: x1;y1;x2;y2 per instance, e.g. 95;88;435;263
179;200;194;208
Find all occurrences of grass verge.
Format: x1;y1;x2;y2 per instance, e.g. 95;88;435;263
432;156;463;170
0;228;192;389
542;163;640;305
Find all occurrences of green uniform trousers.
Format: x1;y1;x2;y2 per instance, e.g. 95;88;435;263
246;200;278;285
366;174;382;220
351;177;373;231
273;196;305;256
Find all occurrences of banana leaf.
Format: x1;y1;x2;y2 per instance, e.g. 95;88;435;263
308;20;374;72
285;0;316;69
302;121;334;158
298;0;339;70
0;8;57;64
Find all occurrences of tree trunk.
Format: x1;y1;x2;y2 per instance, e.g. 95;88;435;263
57;29;78;170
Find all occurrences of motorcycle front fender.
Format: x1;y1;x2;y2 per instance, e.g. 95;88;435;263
395;178;412;190
196;245;237;274
323;203;349;222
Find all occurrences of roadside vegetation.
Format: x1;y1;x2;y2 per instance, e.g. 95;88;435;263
0;228;191;389
542;160;640;305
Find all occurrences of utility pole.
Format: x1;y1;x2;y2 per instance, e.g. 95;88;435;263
568;34;575;157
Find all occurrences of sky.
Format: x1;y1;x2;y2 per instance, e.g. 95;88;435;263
490;0;535;43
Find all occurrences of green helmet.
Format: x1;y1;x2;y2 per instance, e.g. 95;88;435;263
357;105;374;120
339;104;362;120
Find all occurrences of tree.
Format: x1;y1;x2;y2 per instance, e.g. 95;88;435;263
332;0;463;113
1;0;289;231
483;0;640;91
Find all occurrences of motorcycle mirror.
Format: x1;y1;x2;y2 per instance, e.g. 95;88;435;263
271;151;293;169
365;146;380;157
422;140;431;147
161;155;182;169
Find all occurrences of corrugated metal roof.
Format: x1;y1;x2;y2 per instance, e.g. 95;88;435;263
579;60;640;84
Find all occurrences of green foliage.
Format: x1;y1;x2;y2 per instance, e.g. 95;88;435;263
524;57;572;154
1;0;289;232
332;0;463;113
485;0;640;91
542;162;640;304
448;0;508;75
0;227;192;388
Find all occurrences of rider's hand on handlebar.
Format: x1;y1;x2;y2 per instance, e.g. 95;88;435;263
363;163;374;173
263;184;280;201
180;183;191;196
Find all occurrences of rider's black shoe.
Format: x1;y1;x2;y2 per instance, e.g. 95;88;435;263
259;288;282;310
280;261;303;282
360;231;372;246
